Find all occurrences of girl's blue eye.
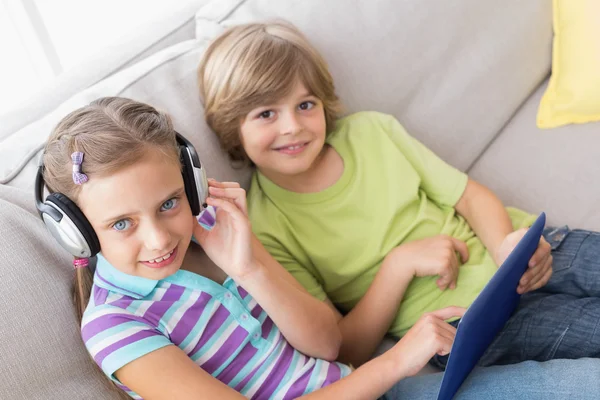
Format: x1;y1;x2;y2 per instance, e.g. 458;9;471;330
161;198;179;211
112;219;131;231
299;101;315;111
259;110;274;119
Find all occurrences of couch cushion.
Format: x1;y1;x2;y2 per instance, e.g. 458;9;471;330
195;0;553;171
0;185;120;399
470;79;600;231
0;39;251;191
537;0;600;129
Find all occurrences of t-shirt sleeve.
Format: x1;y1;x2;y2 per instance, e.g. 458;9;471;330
260;233;328;301
381;114;468;207
81;305;172;381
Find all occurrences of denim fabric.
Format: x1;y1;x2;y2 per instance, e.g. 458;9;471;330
479;228;600;366
381;358;600;399
429;227;600;369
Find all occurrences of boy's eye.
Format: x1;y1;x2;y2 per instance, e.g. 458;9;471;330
161;198;179;211
112;219;132;231
298;101;315;111
258;110;275;119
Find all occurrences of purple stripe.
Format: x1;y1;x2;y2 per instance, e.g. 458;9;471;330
93;286;109;306
252;343;295;399
237;286;249;298
95;329;160;366
216;342;258;384
250;303;263;319
143;285;186;327
116;383;130;391
234;364;260;392
82;312;157;342
324;363;341;386
96;270;144;298
170;291;213;344
283;368;312;400
201;325;249;374
109;298;134;309
188;305;230;357
261;317;274;339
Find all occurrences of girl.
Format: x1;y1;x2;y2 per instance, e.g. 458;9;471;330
197;21;600;371
38;97;596;400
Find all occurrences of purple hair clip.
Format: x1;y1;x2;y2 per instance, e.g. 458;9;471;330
71;152;89;185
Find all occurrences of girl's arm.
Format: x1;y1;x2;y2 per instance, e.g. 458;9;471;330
117;343;393;400
196;181;341;360
245;234;342;360
454;178;513;265
116;307;464;400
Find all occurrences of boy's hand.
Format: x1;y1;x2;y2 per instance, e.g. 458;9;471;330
387;235;469;291
496;229;553;294
387;306;466;378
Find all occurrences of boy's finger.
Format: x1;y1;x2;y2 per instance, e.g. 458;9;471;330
450;238;470;263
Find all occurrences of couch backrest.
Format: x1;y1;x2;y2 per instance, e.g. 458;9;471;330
195;0;553;172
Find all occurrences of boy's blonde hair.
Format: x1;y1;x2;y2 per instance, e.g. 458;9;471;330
198;21;342;164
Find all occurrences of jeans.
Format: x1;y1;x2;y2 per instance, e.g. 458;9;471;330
480;227;600;366
382;358;600;399
432;227;600;368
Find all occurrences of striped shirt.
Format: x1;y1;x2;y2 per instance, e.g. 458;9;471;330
82;254;352;399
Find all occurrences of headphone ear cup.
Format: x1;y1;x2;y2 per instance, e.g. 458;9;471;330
180;145;200;215
46;193;101;257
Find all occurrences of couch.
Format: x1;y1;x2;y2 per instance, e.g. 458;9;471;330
1;0;599;398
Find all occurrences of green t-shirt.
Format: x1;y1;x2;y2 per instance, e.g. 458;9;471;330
248;111;535;336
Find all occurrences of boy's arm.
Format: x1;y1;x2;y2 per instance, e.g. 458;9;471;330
454;178;514;265
454;178;553;293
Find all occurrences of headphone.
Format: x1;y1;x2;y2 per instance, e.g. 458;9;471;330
35;132;209;259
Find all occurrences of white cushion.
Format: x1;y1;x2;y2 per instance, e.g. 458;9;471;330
195;0;553;171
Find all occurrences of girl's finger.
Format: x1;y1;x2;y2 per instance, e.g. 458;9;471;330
208;187;248;215
428;306;467;321
208;179;241;189
205;197;247;224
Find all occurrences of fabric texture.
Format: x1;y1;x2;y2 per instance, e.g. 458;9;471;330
0;185;120;400
83;255;351;399
248;112;536;336
537;0;600;128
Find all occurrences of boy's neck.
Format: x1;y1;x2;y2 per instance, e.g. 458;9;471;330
261;144;344;194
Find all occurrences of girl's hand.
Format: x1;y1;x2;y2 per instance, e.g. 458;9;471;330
387;235;469;291
193;180;257;279
496;228;553;294
387;307;466;378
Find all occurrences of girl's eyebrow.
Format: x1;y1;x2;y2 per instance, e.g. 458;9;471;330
102;187;185;224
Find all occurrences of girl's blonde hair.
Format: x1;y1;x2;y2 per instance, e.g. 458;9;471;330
42;97;180;399
198;21;342;164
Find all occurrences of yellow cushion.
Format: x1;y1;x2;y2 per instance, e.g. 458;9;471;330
537;0;600;129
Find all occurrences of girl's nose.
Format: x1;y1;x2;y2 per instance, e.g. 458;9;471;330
144;221;172;251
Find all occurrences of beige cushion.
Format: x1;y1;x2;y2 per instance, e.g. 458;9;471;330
195;0;553;171
1;39;251;191
470;79;600;231
0;185;119;399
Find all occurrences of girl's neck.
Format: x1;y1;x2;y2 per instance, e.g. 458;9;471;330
262;144;344;193
181;241;227;285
